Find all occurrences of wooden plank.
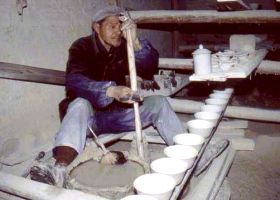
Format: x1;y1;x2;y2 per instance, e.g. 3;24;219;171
0;171;108;200
216;0;250;11
0;62;65;85
183;145;235;200
130;10;280;24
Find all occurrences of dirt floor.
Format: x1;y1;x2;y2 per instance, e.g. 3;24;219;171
228;121;280;200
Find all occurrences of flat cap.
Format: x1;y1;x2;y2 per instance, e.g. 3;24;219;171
92;5;124;23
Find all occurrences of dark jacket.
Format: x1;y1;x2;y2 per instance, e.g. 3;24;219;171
59;33;159;120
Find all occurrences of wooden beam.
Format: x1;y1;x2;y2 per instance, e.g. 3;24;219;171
256;60;280;74
158;58;193;70
0;62;65;85
130;10;280;24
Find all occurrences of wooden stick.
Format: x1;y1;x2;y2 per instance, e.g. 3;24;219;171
124;23;145;160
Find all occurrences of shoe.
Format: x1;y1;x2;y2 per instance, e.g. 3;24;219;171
194;139;230;176
30;162;66;188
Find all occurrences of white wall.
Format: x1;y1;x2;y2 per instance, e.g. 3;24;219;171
0;0;113;167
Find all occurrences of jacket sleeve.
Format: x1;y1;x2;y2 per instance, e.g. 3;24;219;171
65;40;115;108
134;39;159;80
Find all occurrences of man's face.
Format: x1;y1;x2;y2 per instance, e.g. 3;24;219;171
94;16;122;50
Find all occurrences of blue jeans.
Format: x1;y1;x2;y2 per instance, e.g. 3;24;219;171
55;95;185;154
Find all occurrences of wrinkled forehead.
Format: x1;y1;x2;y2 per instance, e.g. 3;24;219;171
100;15;122;25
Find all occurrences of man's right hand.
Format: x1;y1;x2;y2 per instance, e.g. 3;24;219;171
106;86;140;104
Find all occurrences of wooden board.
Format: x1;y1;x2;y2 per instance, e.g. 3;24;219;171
0;62;65;85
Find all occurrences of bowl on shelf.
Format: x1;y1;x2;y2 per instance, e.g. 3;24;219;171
133;173;176;200
150;157;189;185
201;105;224;114
205;98;228;108
186;119;215;138
164;145;198;168
194;111;220;124
173;133;205;151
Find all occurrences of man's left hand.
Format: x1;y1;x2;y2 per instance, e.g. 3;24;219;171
121;18;142;51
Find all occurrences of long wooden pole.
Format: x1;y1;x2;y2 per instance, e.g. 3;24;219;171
124;24;145;160
130;10;280;24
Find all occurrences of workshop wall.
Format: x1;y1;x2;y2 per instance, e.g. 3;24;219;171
0;0;114;167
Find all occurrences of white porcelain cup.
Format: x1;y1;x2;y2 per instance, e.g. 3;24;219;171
150;157;189;185
187;119;215;138
133;173;176;200
173;133;205;151
210;93;231;99
164;145;198;168
205;98;228;108
194;111;220;124
201;104;224;113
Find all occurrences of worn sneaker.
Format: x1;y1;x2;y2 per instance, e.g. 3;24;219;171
30;162;66;188
194;139;230;176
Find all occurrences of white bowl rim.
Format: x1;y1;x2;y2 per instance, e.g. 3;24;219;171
187;119;215;129
194;111;220;120
206;98;228;104
133;173;176;194
151;157;189;174
164;145;198;159
201;104;224;111
173;133;205;145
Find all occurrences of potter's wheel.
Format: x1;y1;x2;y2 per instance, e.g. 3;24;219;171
70;160;144;188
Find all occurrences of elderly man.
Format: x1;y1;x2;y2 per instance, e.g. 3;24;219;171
30;6;185;187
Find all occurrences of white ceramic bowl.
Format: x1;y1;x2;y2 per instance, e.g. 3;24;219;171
133;173;176;200
164;145;198;168
187;119;215;138
194;111;220;124
201;104;224;113
173;133;205;151
210;93;231;99
120;195;157;200
151;157;189;185
205;98;228;108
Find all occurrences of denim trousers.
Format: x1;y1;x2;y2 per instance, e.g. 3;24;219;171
54;95;185;154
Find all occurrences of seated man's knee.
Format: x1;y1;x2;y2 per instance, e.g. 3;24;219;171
69;98;92;112
143;95;169;112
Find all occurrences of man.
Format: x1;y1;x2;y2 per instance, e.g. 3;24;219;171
30;5;185;187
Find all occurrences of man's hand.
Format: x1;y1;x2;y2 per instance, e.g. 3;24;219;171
106;86;142;103
120;18;142;51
